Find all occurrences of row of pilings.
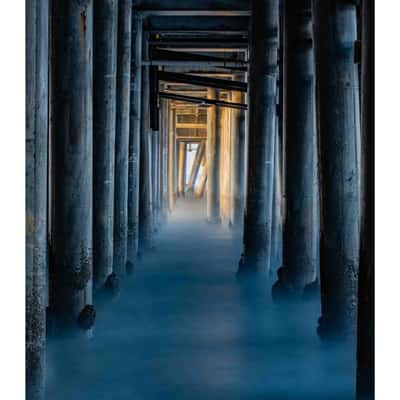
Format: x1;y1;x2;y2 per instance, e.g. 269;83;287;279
26;1;374;399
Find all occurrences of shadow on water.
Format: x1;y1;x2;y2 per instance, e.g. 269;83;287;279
46;198;356;400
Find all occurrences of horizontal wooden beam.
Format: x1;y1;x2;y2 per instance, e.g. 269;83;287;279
158;71;248;92
147;48;247;71
176;136;207;142
139;10;251;17
146;29;248;36
143;60;245;68
176;123;207;129
159;91;248;110
149;38;248;49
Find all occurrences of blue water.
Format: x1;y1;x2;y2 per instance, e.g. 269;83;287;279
46;198;356;400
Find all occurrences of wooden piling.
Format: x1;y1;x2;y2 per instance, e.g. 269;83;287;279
93;0;118;289
313;0;361;339
230;81;246;228
114;0;132;277
26;0;49;397
356;0;374;397
272;0;319;298
168;105;176;211
206;88;221;223
161;100;170;218
178;141;187;197
139;59;153;250
127;12;143;271
50;0;94;332
238;0;279;276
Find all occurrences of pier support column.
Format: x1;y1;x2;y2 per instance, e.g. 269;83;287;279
114;0;132;277
313;0;360;339
272;0;319;299
168;105;176;211
139;62;153;250
50;0;94;333
230;84;246;228
270;121;283;276
93;0;118;290
151;130;160;228
238;0;279;276
26;1;48;397
127;12;142;272
177;142;187;197
206;88;221;223
356;0;374;397
187;141;205;193
161;100;169;218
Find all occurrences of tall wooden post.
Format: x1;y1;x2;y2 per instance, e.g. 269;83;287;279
168;105;176;211
230;84;246;228
139;58;153;250
127;12;142;272
220;105;232;224
356;0;374;397
206;88;221;223
50;0;94;332
270;120;283;275
152;130;160;226
187;141;205;193
313;0;360;339
93;0;118;289
114;0;132;277
161;100;169;218
238;0;279;276
178;141;187;197
272;0;319;299
26;1;48;398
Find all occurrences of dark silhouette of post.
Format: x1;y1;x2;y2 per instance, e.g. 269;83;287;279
161;100;169;218
26;1;48;398
114;0;132;277
50;0;95;333
270;120;283;275
127;12;143;272
168;105;176;211
151;130;160;226
230;82;246;228
273;0;319;299
206;88;221;223
356;0;374;397
238;0;279;276
313;0;361;340
139;57;153;251
93;0;118;289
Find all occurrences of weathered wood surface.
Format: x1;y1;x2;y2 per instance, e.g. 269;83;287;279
127;12;143;271
93;0;118;288
273;0;319;298
356;0;374;397
206;88;222;223
313;0;360;339
50;0;94;333
26;0;49;398
114;0;132;276
238;0;279;276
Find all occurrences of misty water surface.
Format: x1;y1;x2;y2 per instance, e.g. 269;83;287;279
46;198;356;400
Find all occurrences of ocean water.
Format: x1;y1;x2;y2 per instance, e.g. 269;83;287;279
46;198;356;400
